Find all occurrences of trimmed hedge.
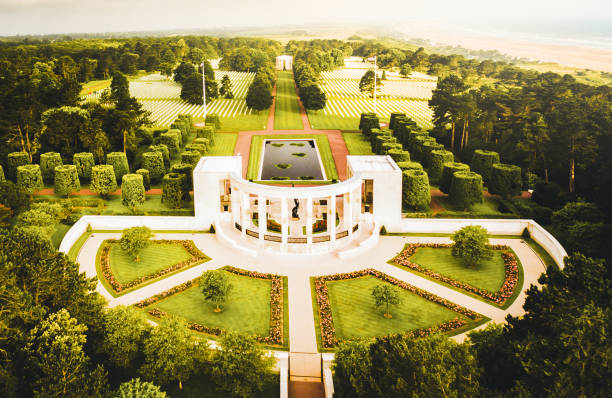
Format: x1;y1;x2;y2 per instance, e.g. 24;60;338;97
159;131;181;157
7;152;30;181
375;135;396;155
0;165;4;182
397;161;423;172
381;142;402;155
141;151;165;182
180;150;201;167
106;152;130;182
421;141;444;168
170;120;188;145
489;163;522;198
387;149;411;163
389;112;406;130
136;168;151;191
193;138;210;152
449;171;483;209
170;163;193;198
196;126;215;145
369;128;392;148
428;149;454;183
412;136;436;162
73;152;95;180
148;144;170;170
471;150;500;183
185;143;207;155
440;162;470;194
162;172;184;209
406;131;429;153
40;152;63;184
16;164;43;194
402;169;430;210
359;113;379;136
205;113;221;129
90;165;118;198
54;165;80;197
121;174;146;208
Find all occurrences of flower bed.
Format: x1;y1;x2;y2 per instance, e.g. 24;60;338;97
314;268;481;348
136;266;285;346
99;239;208;293
392;244;519;305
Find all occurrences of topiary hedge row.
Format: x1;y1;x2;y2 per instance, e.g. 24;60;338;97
141;151;165;182
148;144;170;170
136;168;151;191
470;150;500;183
106;152;129;182
428;149;454;183
40;152;63;184
73;152;95;180
7;152;30;181
54;165;80;197
449;171;483;209
121;173;146;208
90;165;117;198
387;149;411;163
402;169;430;210
162;172;184;209
440;162;470;194
397;161;423;172
17;164;43;194
489;163;522;198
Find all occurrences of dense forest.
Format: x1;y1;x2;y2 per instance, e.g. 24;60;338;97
0;34;610;397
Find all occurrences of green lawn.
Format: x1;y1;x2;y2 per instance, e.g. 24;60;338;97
153;271;272;337
274;71;303;130
208;133;238;156
410;247;506;293
67;231;92;262
51;223;71;249
342;132;374;155
327;276;466;340
108;242;194;285
194;113;268;132
307;113;361;130
246;134;339;181
436;196;506;216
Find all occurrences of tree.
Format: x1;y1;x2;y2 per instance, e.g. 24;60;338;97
400;64;412;77
40;106;90;157
102;306;151;370
180;73;203;105
451;225;492;267
219;75;233;99
200;270;233;312
115;378;167;398
119;226;154;262
429;74;466;151
140;316;206;390
371;284;401;319
245;76;272;111
212;332;275;398
300;84;326;111
359;70;382;98
172;62;195;84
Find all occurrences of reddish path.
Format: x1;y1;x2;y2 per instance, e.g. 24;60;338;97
234;73;349;181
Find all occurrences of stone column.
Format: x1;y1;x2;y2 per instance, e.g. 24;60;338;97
231;184;239;225
306;196;313;248
329;194;336;245
281;196;288;247
345;191;353;238
240;191;248;238
258;195;266;246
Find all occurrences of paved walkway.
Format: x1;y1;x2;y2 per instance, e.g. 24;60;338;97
77;233;547;353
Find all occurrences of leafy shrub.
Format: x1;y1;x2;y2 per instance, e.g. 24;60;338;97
389;112;406;130
180;150;201;167
532;181;561;208
7;152;31;181
73;152;95;180
162;173;184;209
159;131;181;157
141;151;165;182
375;135;396;155
396;161;423;172
16;164;43;194
170;163;193;198
381;142;403;155
121;174;146;208
470;149;500;183
449;171;483;210
148;144;170;170
106;152;130;182
40;152;63;184
406;131;429;153
54;165;80;197
421;141;444;168
136;169;151;191
205;113;221;129
412;136;435;162
489;163;522;198
387;149;411;163
428;150;454;183
402;169;430;210
185;143;207;155
451;225;492;266
440;162;470;194
90;165;118;198
193;138;210;152
196;126;215;145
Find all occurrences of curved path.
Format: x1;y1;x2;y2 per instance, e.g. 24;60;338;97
77;233;547;354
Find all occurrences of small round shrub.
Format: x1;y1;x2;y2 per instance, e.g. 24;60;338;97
449;171;483;210
440;162;470;194
489;163;522;198
136;169;151;191
387;149;410;163
90;165;117;198
396;161;423;172
471;150;500;183
40;152;63;184
141;151;165;182
170;163;193;198
180;150;201;167
428;149;454;183
54;165;80;197
162;172;184;209
7;152;31;181
121;174;146;208
159;131;181;157
402;169;430;210
106;152;130;182
16;164;43;194
73;152;95;180
149;144;170;170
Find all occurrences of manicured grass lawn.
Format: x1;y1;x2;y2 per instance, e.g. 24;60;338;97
154;271;272;337
307;113;361;130
410;247;506;292
274;71;303;130
327;276;466;340
51;223;71;249
208;133;238;156
436;196;505;215
67;231;92;262
108;242;194;285
246;134;339;181
342;132;373;155
102;194;194;216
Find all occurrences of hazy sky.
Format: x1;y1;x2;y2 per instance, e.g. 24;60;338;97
0;0;610;36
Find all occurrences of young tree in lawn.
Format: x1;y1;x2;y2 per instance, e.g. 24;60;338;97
219;74;234;99
371;284;401;319
119;226;154;262
200;270;233;312
115;378;167;398
451;225;492;267
212;332;275;398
